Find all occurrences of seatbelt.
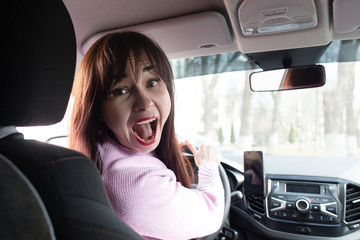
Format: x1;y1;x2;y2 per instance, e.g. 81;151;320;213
0;126;22;139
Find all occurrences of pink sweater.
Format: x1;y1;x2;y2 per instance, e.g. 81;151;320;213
97;137;224;240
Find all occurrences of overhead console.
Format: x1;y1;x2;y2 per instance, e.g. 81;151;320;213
238;0;318;36
223;0;331;53
223;0;360;54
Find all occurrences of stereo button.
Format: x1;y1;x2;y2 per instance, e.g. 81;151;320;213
286;202;295;209
271;202;281;208
290;211;299;218
296;226;311;234
312;204;320;212
319;215;329;222
276;195;285;199
326;205;337;214
296;199;310;213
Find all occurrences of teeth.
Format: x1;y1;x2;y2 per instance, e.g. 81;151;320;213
131;117;157;143
136;118;156;125
132;131;155;142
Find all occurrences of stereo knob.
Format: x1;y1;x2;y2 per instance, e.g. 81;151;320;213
296;199;310;213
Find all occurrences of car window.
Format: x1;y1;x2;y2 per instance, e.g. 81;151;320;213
171;40;360;164
18;40;360;163
174;61;360;160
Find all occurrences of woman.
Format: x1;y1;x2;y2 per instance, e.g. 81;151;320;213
69;31;224;240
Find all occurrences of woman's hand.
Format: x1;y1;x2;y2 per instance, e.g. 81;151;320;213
184;140;221;167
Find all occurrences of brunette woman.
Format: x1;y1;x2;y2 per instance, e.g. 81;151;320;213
69;31;224;240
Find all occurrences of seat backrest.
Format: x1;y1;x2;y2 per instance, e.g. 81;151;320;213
0;139;143;240
0;153;55;240
0;1;143;239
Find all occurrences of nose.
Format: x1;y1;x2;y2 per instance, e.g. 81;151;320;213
133;89;154;111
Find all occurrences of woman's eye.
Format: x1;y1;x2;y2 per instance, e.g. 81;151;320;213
109;88;128;98
148;79;160;88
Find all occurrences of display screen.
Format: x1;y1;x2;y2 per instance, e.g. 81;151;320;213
286;183;320;194
243;151;265;198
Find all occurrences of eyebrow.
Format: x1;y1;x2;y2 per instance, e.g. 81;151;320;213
113;65;155;80
143;65;154;72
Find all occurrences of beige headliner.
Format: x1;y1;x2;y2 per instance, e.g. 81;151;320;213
63;0;360;58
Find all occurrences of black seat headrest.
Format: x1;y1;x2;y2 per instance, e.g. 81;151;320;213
0;0;76;126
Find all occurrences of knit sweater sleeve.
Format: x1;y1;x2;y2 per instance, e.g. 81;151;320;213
99;141;224;240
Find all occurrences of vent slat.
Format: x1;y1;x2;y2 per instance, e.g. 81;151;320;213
346;206;360;215
345;184;360;222
248;197;265;214
347;193;360;199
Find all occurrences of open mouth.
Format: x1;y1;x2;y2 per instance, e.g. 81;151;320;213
131;117;158;145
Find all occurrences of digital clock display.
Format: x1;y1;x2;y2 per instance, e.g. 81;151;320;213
286;183;320;194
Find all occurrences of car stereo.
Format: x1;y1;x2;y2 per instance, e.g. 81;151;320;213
267;180;341;224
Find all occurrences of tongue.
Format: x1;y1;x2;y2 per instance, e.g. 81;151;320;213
133;123;153;140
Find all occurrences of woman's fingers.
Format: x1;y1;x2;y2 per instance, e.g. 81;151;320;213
185;140;197;154
182;140;221;167
189;143;221;167
179;140;188;148
194;144;207;166
207;146;221;165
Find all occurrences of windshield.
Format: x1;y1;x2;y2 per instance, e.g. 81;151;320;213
171;40;360;164
18;40;360;165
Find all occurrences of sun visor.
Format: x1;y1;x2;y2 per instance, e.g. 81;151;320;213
333;0;360;33
81;11;232;58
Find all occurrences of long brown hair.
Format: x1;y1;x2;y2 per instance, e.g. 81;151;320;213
69;31;194;188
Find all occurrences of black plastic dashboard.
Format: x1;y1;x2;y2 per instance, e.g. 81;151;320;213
223;155;360;240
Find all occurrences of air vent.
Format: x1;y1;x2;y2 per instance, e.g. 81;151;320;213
248;197;265;215
345;184;360;222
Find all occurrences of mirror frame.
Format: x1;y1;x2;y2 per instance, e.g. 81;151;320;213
250;65;326;92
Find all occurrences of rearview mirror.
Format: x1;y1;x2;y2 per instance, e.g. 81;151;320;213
250;65;325;92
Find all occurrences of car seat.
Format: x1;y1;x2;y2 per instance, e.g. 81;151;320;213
0;0;143;239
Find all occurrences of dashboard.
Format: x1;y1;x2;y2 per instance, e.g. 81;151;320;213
224;154;360;240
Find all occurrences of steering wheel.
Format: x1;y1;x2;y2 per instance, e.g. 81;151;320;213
199;163;231;240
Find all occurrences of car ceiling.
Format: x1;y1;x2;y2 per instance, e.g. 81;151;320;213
63;0;360;67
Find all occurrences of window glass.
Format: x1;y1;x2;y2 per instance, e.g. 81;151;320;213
174;62;360;161
17;40;360;163
171;40;360;164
